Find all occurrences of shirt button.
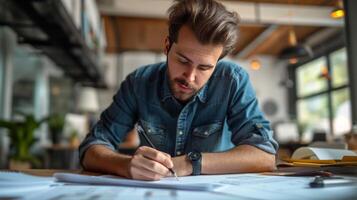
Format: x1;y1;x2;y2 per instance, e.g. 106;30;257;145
176;151;182;156
179;131;183;135
256;123;263;129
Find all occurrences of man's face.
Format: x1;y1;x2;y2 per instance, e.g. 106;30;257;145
165;25;223;103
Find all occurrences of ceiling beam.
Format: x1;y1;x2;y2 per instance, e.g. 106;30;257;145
98;0;343;27
241;26;321;58
244;26;290;59
236;25;278;58
304;27;342;47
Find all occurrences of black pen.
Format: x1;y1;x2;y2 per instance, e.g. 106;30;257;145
136;125;179;181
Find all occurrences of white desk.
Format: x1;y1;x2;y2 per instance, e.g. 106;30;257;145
1;170;357;200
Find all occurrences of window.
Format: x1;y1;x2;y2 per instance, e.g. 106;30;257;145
295;48;351;142
0;30;3;116
11;46;39;116
331;48;348;87
297;58;328;97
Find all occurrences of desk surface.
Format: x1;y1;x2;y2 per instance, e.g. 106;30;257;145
18;169;99;177
2;169;357;200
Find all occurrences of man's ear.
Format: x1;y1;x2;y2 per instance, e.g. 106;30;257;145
164;36;170;55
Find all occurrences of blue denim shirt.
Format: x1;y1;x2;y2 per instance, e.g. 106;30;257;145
79;60;278;161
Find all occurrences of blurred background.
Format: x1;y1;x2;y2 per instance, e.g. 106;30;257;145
0;0;356;170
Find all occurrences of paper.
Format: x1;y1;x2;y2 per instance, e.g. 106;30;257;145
0;171;57;196
2;172;357;200
54;173;222;191
208;173;357;200
291;147;357;160
24;185;238;200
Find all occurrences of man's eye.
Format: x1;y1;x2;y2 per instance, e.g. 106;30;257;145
198;66;210;71
179;59;188;64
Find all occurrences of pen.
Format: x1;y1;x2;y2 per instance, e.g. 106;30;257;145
137;125;179;181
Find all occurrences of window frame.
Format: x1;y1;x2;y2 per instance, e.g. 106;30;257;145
290;44;350;137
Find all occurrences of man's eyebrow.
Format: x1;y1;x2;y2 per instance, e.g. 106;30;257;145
176;52;192;63
176;52;215;68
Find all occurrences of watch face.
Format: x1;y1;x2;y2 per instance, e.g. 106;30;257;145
189;151;201;161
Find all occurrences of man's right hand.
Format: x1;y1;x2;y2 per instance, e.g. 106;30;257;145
128;146;174;180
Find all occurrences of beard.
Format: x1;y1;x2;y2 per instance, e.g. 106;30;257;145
169;77;199;103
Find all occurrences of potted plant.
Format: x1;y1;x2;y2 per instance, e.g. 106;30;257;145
69;129;80;147
0;113;47;170
48;114;65;145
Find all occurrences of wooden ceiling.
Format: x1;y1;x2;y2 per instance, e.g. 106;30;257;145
104;16;168;53
239;25;322;58
102;0;341;58
222;0;335;6
103;16;324;58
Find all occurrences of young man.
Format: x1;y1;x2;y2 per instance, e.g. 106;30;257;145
79;0;278;180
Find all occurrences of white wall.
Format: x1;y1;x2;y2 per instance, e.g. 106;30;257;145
97;52;166;113
227;55;289;124
119;51;165;83
101;53;119;88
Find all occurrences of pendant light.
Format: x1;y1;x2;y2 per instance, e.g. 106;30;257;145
279;27;313;64
250;58;262;71
330;0;344;19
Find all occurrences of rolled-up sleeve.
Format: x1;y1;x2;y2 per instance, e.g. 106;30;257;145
78;73;138;164
227;68;278;154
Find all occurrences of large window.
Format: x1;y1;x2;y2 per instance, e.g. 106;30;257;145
295;48;351;142
0;28;6;117
0;31;3;116
11;46;39;116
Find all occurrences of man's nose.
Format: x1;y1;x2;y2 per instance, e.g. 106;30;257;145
184;67;196;82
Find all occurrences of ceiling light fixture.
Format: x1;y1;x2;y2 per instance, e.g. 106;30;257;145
279;28;313;64
250;59;261;71
330;0;344;19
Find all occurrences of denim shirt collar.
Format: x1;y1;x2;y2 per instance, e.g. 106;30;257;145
160;64;208;103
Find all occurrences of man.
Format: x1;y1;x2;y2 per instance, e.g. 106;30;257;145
79;0;278;180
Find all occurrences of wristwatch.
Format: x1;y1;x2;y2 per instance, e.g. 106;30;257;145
187;151;202;175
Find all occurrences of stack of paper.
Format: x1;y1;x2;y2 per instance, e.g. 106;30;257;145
54;173;222;191
283;147;357;167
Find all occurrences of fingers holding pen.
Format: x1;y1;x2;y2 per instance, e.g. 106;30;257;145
138;146;174;169
129;146;174;180
133;153;170;175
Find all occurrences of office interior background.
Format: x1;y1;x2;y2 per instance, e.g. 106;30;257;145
0;0;356;170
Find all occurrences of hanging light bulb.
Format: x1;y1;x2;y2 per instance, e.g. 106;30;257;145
330;0;344;19
288;28;297;47
289;57;298;64
279;27;313;64
250;59;261;71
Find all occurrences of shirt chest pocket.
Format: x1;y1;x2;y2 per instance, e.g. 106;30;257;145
137;120;167;149
191;122;223;152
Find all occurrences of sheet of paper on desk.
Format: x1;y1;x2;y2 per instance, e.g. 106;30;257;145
3;172;357;200
212;174;357;200
54;173;357;199
24;185;239;200
153;173;357;200
0;171;56;195
54;173;222;191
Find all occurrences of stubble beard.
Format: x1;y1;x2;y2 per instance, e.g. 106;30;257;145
168;76;198;103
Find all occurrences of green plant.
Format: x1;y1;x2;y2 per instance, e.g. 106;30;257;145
0;113;48;165
48;114;65;144
48;114;65;133
69;129;79;140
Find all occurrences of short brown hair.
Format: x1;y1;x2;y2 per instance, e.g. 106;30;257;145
168;0;240;58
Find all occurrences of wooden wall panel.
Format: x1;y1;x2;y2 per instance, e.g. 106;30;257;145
103;16;168;53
